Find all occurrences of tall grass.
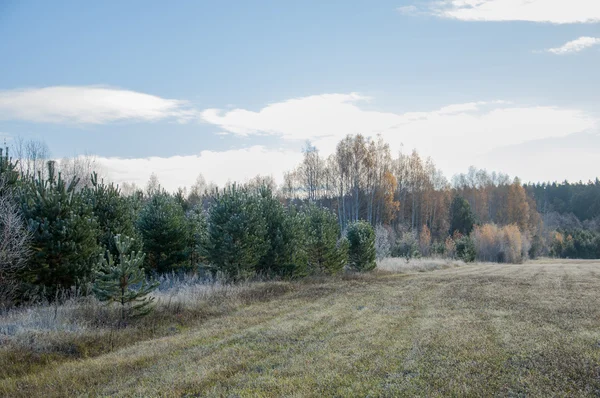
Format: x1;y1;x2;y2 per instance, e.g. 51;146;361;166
0;274;293;379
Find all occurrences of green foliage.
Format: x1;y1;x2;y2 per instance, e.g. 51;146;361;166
256;187;307;278
391;232;420;261
93;234;158;320
18;162;100;297
346;221;376;272
431;241;446;257
137;192;189;273
86;173;140;257
455;235;476;262
551;229;600;259
449;196;477;236
304;205;347;275
185;206;209;268
526;179;600;222
0;147;19;190
207;184;267;280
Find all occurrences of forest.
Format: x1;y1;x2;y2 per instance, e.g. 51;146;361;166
1;134;599;308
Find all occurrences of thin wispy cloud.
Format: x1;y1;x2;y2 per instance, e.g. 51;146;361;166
409;0;600;24
546;37;600;55
0;86;197;124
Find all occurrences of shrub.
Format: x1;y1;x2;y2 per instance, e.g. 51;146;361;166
391;231;420;260
374;224;392;259
419;225;432;257
455;235;476;262
471;223;529;263
346;221;376;272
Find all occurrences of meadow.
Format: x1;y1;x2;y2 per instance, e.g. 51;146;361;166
2;259;600;397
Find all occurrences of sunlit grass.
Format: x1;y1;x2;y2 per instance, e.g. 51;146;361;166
3;260;600;397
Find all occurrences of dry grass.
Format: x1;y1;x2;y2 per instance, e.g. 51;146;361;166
3;260;600;396
376;256;465;273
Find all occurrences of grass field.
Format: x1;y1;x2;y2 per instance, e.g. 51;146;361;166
2;259;600;397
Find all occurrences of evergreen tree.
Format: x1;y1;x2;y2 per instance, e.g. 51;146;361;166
93;234;158;321
86;173;140;257
304;205;347;275
207;184;267;280
256;186;307;278
186;205;209;269
449;195;477;236
18;161;100;297
137;192;189;273
455;234;476;262
346;221;376;272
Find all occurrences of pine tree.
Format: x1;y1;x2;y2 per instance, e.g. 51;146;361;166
137;192;189;273
94;234;158;321
304;205;347;275
346;221;376;272
207;184;267;280
256;186;307;278
86;173;140;257
18;162;100;297
186;205;209;268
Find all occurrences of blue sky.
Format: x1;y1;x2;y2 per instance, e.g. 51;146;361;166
0;0;599;190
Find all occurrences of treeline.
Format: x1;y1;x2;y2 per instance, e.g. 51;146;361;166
0;147;379;308
2;134;599;307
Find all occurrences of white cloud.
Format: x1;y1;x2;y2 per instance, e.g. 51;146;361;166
420;0;600;24
546;37;600;55
90;94;598;189
98;146;303;192
0;86;196;124
199;93;597;182
397;5;419;16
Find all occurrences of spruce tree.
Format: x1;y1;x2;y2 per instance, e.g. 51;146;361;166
93;234;158;321
346;221;377;272
207;184;267;280
449;196;477;236
137;192;189;273
18;162;100;297
304;205;347;275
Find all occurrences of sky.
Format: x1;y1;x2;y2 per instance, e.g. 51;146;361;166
0;0;599;191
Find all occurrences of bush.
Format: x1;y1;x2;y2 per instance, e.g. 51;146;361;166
374;224;392;259
455;235;476;262
346;221;376;272
391;231;420;260
471;223;529;263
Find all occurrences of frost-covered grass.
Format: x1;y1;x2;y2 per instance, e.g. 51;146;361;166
0;275;293;379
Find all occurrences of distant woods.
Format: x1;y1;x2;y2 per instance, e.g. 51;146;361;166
1;134;599;308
